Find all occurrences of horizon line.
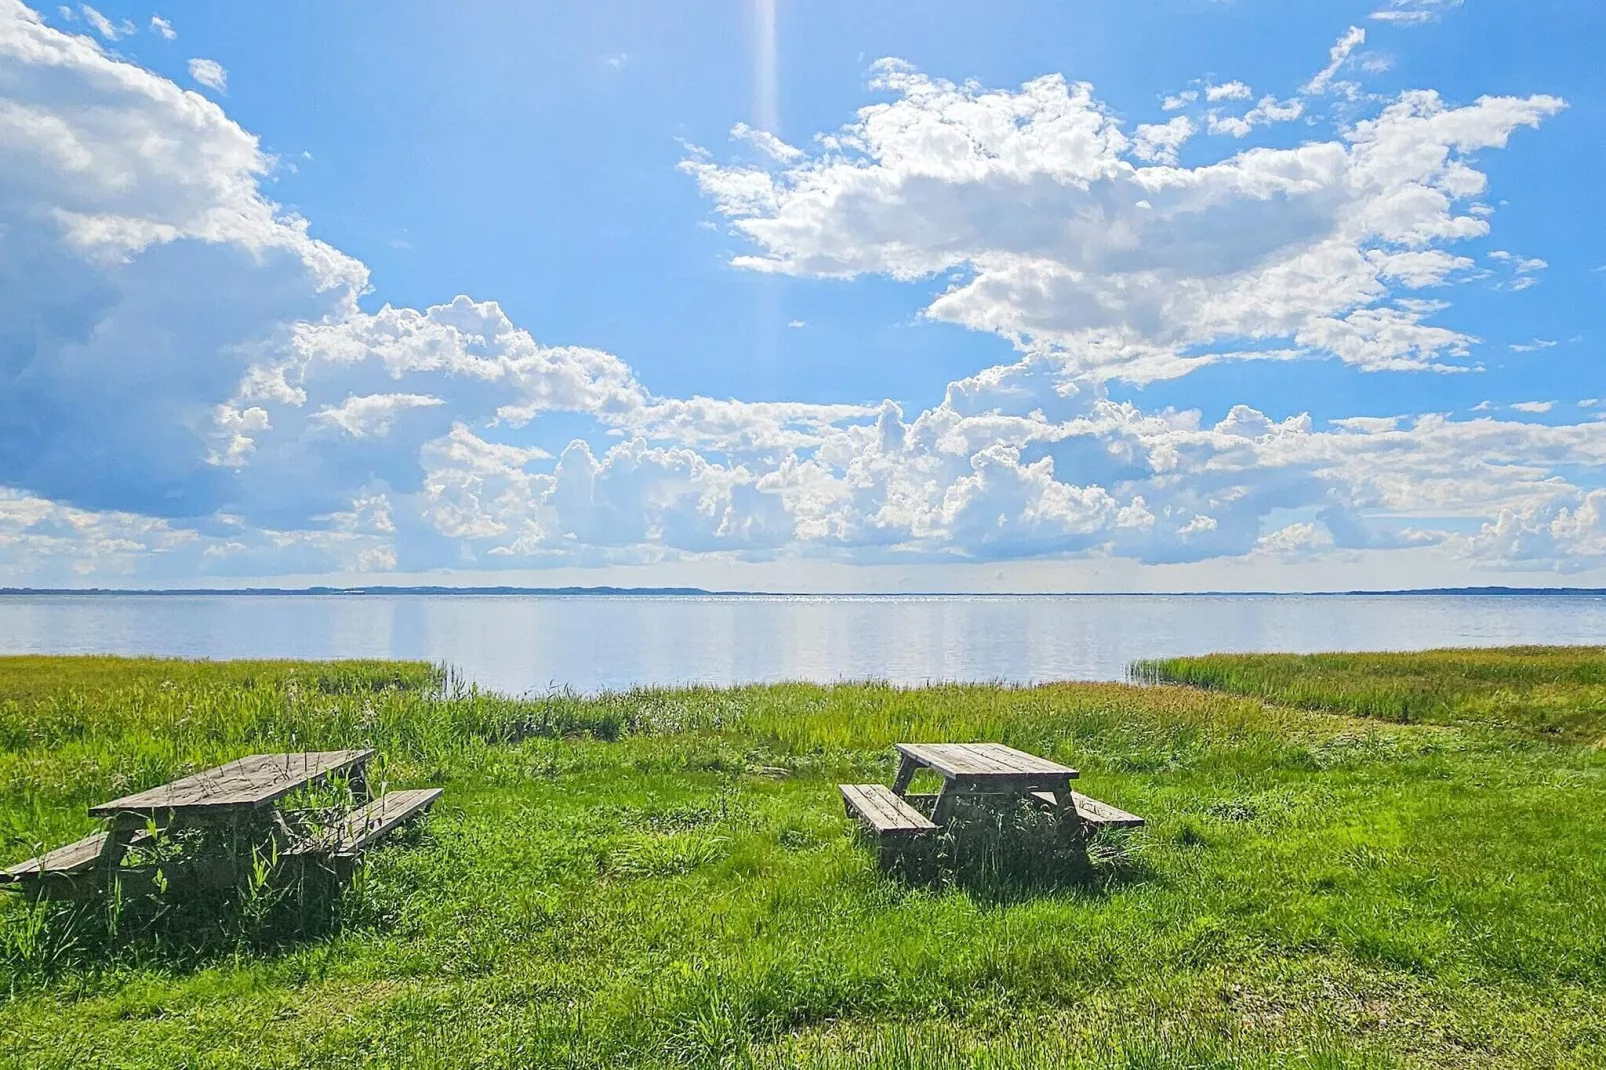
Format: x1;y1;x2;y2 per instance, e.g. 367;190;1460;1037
1;585;1603;598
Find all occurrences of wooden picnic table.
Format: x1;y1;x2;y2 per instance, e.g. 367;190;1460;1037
4;750;441;899
89;749;375;868
839;742;1142;866
891;742;1078;824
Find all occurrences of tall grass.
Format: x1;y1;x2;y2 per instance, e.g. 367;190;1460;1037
1133;646;1606;742
1;654;1604;1068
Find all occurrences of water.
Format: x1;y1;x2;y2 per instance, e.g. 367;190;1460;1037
1;593;1602;695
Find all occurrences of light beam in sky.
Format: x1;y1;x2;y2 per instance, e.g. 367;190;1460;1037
752;0;781;382
755;0;778;132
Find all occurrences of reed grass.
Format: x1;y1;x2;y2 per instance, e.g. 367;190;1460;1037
1132;647;1606;743
1;654;1603;1068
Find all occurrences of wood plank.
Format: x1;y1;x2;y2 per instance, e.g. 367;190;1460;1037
1029;790;1145;830
896;742;1077;781
288;789;442;856
2;832;109;880
331;788;442;855
950;743;1023;774
2;828;152;881
90;750;375;817
1072;792;1145;830
838;784;936;836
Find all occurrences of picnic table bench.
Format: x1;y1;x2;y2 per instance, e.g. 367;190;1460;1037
2;750;441;899
840;742;1142;866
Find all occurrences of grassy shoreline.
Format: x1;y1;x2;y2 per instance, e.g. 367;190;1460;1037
1134;647;1606;743
2;653;1604;1067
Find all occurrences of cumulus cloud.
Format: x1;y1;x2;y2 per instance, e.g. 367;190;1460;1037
1205;94;1303;137
0;2;365;520
685;56;1564;382
1206;81;1253;102
313;394;447;439
1456;491;1606;573
1130;116;1194;164
1255;522;1336;561
0;1;1601;583
1161;90;1197;111
188;56;226;91
149;14;174;39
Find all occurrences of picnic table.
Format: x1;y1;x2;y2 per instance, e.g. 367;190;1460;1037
2;750;441;899
839;742;1142;866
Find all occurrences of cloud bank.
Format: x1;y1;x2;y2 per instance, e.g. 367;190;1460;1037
0;1;1601;586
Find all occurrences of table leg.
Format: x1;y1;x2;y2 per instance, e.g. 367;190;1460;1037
891;754;918;796
95;812;150;874
932;777;960;825
348;759;371;804
1042;778;1084;843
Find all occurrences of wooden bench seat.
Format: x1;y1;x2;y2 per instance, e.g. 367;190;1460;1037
1;828;156;885
839;784;937;837
291;788;443;857
1072;792;1144;830
1029;790;1145;830
2;832;110;883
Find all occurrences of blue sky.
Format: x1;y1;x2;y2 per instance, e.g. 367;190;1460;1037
1;0;1603;590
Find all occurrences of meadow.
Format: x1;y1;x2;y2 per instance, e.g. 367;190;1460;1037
0;651;1602;1068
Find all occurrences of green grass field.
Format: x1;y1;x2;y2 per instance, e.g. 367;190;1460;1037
1134;647;1606;743
1;652;1604;1068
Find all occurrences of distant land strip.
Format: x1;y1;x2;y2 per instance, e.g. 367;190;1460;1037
1;586;1604;597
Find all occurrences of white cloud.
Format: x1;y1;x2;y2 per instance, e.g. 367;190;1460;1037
787;319;805;328
1510;338;1557;353
1130;115;1194;165
0;0;366;521
604;52;628;70
1456;491;1606;573
1303;26;1366;96
312;394;446;439
1510;401;1554;414
1161;90;1197;111
1488;249;1547;291
1206;94;1303;137
685;59;1563;382
1370;0;1464;26
149;14;174;39
1255;522;1336;561
1206;80;1253;102
188;57;226;92
1;1;1600;583
729;121;803;163
79;4;127;39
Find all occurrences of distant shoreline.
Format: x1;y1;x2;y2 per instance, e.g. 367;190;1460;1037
1;585;1603;598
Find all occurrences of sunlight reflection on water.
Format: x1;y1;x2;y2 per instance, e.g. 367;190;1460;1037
0;593;1601;695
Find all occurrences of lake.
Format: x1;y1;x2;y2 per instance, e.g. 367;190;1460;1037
0;593;1602;695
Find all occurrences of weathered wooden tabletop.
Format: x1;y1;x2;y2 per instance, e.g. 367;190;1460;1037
88;749;374;819
894;742;1078;783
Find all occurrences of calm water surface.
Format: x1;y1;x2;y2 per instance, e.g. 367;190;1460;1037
0;594;1601;695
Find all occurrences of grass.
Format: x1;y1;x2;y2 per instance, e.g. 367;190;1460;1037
1133;647;1606;744
0;654;1603;1067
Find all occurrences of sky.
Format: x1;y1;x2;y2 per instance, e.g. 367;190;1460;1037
1;0;1604;592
